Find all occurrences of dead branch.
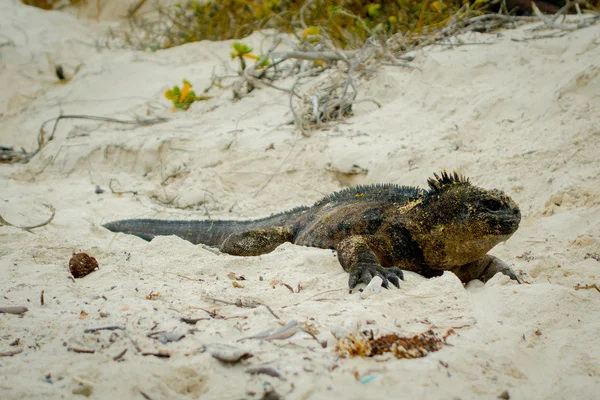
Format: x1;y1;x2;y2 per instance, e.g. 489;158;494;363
84;326;125;333
532;2;577;30
68;347;96;354
0;348;23;357
39;114;168;147
0;204;55;231
206;296;281;320
574;283;600;293
112;348;128;360
108;179;138;195
2;114;168;165
128;0;149;18
274;50;357;62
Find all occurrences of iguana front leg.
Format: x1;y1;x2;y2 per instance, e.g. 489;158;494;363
451;255;521;283
337;235;404;291
220;226;295;256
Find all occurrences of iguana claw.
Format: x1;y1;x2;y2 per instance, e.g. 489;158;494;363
348;262;404;291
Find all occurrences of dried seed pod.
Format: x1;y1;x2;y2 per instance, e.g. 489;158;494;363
69;253;98;278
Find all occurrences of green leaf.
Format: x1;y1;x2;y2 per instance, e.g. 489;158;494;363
366;4;381;18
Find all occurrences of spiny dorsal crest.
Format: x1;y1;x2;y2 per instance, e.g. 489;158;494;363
427;170;470;193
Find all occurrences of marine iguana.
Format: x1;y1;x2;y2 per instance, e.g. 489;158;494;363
103;171;521;291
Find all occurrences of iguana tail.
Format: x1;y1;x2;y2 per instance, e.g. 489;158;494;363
102;207;307;247
102;218;259;246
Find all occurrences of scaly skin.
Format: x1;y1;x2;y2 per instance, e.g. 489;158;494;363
103;171;521;291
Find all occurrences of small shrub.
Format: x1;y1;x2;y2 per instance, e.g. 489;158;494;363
230;42;269;72
138;0;480;50
164;79;210;111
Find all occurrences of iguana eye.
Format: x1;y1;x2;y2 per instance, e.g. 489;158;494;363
481;199;503;212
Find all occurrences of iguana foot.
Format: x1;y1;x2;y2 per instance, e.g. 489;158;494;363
220;226;294;256
348;263;404;291
452;255;521;284
480;256;521;283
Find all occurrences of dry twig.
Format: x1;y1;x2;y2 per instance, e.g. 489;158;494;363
0;348;23;357
207;296;281;320
0;204;55;231
84;326;125;333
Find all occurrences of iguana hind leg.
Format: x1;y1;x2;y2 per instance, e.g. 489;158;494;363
337;235;404;291
451;255;521;284
220;226;295;256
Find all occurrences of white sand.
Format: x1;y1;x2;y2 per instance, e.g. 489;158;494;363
1;2;599;399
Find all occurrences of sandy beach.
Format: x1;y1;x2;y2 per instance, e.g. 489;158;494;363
1;1;599;399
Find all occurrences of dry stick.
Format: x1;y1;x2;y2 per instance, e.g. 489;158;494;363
275;50;357;62
574;284;600;293
108;179;138;195
181;317;210;324
532;2;577;30
263;304;280;320
530;2;598;31
511;31;569;41
0;204;55;231
206;297;280;320
124;332;142;353
6;113;167;164
281;288;345;309
551;1;577;22
0;348;23;357
84;326;125;333
575;3;584;26
246;366;284;379
247;76;300;97
112;348;128;361
164;272;199;281
289;77;310;136
233;38;282;99
406;13;536;54
139;391;152;400
40;114;168;145
298;0;313;29
141;352;170;358
128;0;149;18
68;347;96;354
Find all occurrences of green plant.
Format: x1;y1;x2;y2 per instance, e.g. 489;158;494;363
134;0;484;51
164;79;210;111
230;42;269;73
125;0;600;54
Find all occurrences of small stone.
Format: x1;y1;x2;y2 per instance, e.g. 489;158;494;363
360;276;383;299
204;343;252;363
158;332;185;344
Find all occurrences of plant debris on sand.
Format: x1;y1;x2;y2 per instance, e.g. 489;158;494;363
335;329;455;359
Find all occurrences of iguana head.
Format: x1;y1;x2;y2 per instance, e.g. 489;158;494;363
408;171;521;268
